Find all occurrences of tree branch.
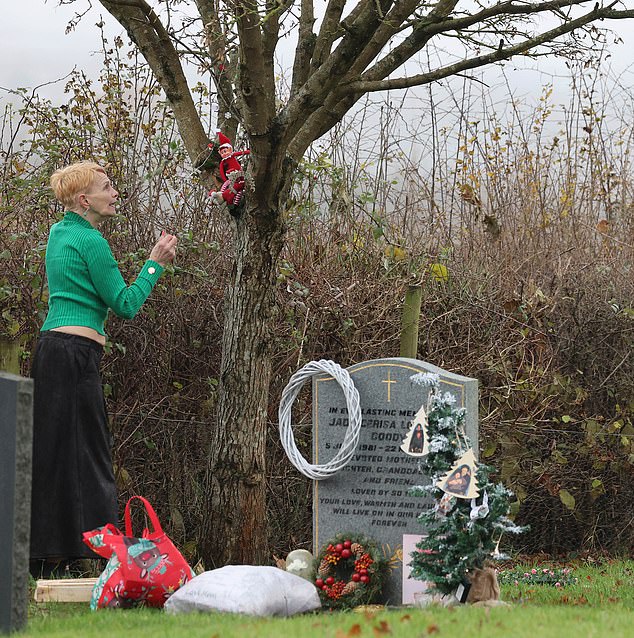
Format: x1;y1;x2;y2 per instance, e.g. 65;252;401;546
287;91;358;161
195;0;240;138
234;0;276;135
345;4;634;94
310;0;347;72
286;1;633;159
278;0;395;148
97;0;209;163
290;0;316;97
350;0;591;86
342;0;421;80
261;0;281;62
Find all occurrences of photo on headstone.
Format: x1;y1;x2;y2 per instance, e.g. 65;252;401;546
400;404;428;457
438;448;480;499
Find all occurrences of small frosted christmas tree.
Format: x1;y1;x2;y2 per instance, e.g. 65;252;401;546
408;373;526;596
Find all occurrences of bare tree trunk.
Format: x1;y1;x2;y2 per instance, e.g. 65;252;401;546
200;172;287;566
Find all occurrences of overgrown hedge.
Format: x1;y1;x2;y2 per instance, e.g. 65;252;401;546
3;223;632;559
1;48;633;562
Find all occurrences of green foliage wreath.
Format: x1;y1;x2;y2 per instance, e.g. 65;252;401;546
313;532;388;610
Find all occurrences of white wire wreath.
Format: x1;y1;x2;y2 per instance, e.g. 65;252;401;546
279;360;362;480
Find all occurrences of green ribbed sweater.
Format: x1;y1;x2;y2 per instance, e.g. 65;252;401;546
41;212;164;336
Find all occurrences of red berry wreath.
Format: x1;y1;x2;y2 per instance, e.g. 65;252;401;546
314;533;388;610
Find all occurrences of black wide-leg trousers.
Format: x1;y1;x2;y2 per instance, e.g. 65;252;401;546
30;331;118;559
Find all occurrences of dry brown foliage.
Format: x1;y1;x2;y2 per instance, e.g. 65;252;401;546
1;57;633;561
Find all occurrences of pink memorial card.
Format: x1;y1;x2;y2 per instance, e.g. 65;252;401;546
402;533;431;604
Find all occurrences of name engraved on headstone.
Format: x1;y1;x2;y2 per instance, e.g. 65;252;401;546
313;358;477;604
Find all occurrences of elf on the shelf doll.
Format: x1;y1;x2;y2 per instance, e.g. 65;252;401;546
208;132;250;207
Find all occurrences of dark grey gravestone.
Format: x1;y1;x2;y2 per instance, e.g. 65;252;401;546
0;372;33;634
312;358;478;605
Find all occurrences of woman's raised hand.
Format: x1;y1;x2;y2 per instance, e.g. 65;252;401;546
149;232;178;267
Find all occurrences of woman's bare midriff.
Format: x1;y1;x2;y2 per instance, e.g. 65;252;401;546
51;326;106;346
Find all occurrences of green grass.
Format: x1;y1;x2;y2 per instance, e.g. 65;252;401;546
21;559;634;638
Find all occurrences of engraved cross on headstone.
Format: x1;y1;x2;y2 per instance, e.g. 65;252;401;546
382;370;397;402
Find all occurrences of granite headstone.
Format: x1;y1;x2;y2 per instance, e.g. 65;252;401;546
0;372;33;634
312;358;478;605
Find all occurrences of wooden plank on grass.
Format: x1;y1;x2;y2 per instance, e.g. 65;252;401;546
34;578;97;603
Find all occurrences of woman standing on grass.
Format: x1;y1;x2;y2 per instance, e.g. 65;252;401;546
29;161;177;578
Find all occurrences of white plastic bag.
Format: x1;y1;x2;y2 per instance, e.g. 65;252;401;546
163;565;321;617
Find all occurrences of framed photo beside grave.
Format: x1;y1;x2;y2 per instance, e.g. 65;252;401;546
401;534;430;605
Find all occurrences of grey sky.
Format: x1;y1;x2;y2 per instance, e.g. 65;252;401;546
0;1;121;94
1;1;633;111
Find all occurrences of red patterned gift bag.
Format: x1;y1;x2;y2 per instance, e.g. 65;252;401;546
83;495;195;609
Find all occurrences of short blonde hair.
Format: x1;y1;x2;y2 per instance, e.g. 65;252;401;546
50;161;106;208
